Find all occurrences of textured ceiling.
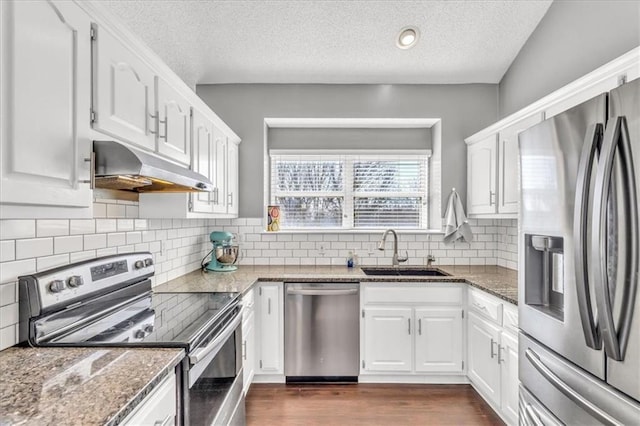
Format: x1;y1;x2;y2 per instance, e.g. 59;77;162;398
97;0;553;87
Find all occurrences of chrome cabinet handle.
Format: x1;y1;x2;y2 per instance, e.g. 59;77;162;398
418;318;422;335
408;318;411;335
148;112;158;135
228;192;233;206
154;414;172;426
242;340;247;360
490;338;497;358
81;152;95;188
498;345;505;364
268;298;271;315
473;301;488;312
489;191;496;206
592;116;639;361
573;123;602;350
158;118;167;140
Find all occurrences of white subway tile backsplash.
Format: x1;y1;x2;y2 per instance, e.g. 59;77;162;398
0;303;19;328
37;254;70;271
54;235;83;254
0;324;17;351
16;238;54;260
1;220;36;240
84;234;107;250
0;259;36;284
0;241;15;263
106;204;127;218
126;232;142;245
70;250;97;263
36;220;69;237
0;283;17;307
96;219;117;233
70;219;95;235
96;247;118;257
93;203;107;218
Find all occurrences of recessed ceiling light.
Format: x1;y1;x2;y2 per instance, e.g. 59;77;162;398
397;26;419;49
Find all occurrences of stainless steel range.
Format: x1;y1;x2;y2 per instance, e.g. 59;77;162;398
18;252;245;426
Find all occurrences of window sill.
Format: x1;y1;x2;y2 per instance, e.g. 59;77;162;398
260;229;444;235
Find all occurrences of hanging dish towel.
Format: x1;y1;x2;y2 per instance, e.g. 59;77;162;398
443;189;473;244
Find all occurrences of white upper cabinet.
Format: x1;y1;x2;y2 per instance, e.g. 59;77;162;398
226;141;240;216
212;126;228;214
0;0;92;217
190;109;214;214
497;113;543;215
156;78;191;165
467;135;497;215
92;23;156;151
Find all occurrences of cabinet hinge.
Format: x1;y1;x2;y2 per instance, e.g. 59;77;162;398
462;361;465;370
362;360;365;369
259;287;262;296
259;360;263;369
90;109;96;124
188;200;193;211
361;309;365;318
90;26;97;41
462;310;464;319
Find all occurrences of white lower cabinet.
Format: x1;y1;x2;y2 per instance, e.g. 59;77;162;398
361;283;464;376
363;307;413;372
254;283;284;376
122;372;177;426
467;288;519;426
415;307;464;373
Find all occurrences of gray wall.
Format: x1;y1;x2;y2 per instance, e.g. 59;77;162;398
269;127;432;150
197;84;498;218
499;0;640;117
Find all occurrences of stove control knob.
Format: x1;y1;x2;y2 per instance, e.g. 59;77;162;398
49;280;66;293
144;258;154;267
143;324;154;334
134;260;145;270
134;329;146;339
67;275;84;288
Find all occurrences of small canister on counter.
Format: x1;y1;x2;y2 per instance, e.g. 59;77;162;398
267;205;280;231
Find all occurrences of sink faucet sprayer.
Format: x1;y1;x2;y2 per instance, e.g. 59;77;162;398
378;229;409;266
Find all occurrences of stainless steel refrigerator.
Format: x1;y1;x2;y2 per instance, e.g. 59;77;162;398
518;78;640;425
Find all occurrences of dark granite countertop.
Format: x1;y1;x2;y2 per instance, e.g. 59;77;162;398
154;264;518;305
0;347;183;426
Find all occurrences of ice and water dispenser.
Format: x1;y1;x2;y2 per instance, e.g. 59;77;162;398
524;234;565;320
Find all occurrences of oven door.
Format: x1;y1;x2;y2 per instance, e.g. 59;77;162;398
185;306;245;426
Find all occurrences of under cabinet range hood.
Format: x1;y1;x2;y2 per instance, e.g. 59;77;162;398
93;140;213;192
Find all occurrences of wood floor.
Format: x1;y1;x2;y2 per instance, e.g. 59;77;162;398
246;384;505;425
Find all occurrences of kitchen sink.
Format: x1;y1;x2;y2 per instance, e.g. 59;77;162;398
361;267;450;277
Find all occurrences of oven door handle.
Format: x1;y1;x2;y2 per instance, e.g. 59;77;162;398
189;311;242;365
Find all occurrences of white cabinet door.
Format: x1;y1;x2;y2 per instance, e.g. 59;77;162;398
363;307;412;372
467;311;501;406
190;109;214;214
257;284;283;374
498;113;542;214
122;372;176;426
467;134;497;215
156;78;191;165
414;308;463;373
500;331;519;426
92;23;156;151
242;309;255;395
227;141;239;216
212;126;228;214
0;0;92;212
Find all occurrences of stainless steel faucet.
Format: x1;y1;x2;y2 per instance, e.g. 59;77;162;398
378;229;409;266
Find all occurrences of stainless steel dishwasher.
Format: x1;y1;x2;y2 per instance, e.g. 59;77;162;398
285;282;359;382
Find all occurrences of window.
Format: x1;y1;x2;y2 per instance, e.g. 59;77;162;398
269;150;430;230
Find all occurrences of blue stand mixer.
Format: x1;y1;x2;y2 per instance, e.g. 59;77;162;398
205;231;239;272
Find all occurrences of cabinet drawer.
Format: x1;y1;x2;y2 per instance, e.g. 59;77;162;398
123;373;176;426
468;288;503;325
364;284;463;305
502;303;519;334
242;288;255;322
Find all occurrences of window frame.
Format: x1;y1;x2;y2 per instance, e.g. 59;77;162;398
269;149;431;230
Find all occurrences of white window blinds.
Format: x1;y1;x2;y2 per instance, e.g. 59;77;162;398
270;150;430;229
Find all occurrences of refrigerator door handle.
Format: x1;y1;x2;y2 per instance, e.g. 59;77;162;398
573;123;603;349
592;116;639;361
525;348;618;426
